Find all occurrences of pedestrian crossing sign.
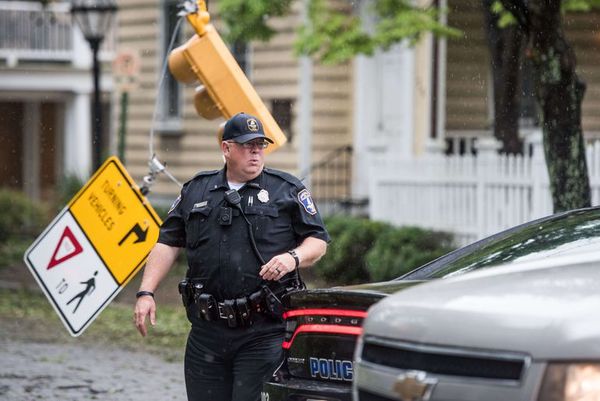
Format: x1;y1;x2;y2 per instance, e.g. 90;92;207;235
24;157;162;336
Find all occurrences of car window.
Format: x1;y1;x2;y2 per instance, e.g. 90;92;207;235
402;208;600;280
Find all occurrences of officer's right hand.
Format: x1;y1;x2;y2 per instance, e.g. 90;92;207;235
134;295;156;337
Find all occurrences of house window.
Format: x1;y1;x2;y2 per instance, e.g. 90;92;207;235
272;99;293;140
161;0;183;124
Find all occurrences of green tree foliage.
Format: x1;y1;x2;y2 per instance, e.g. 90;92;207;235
217;0;459;64
491;0;600;27
218;0;295;42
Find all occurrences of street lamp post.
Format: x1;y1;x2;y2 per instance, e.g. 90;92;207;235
71;0;117;170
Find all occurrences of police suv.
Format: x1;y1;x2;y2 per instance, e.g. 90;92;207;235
355;208;600;401
264;206;600;401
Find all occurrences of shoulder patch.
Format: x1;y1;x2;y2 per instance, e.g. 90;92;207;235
263;167;303;188
298;189;317;215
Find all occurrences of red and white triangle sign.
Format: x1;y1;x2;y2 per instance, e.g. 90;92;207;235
47;226;83;270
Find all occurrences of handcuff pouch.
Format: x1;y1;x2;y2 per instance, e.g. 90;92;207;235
223;299;238;328
236;297;252;326
197;293;217;321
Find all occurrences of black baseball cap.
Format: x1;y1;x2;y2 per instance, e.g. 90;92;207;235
222;112;274;144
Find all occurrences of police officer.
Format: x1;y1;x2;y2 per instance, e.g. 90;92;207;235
134;112;329;401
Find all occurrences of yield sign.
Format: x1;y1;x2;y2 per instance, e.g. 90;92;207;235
24;157;162;336
47;226;83;270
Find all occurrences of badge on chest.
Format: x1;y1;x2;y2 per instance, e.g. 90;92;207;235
257;189;269;203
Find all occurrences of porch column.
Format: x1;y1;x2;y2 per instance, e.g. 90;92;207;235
64;92;92;179
298;0;313;188
353;0;378;200
23;102;41;200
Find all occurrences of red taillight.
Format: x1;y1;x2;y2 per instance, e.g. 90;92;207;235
282;324;363;349
283;308;368;319
282;308;367;350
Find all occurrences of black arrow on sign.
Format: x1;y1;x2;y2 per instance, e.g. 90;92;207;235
118;223;148;246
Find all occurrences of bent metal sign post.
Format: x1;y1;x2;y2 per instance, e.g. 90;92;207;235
24;157;162;336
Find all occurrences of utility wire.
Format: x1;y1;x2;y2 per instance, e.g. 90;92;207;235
141;15;185;194
149;15;184;159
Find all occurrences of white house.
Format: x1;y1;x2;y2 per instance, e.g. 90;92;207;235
0;0;115;200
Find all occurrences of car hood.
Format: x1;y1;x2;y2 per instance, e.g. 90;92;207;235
284;280;424;310
364;252;600;360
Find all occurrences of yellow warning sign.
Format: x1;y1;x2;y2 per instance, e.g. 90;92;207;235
69;157;162;284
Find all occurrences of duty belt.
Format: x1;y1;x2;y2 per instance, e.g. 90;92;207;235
178;279;280;328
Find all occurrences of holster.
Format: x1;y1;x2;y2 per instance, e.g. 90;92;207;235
263;286;284;321
248;289;266;314
178;279;193;307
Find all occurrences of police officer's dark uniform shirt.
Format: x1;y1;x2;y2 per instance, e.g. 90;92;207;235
158;166;330;301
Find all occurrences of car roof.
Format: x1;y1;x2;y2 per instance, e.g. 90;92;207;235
401;206;600;280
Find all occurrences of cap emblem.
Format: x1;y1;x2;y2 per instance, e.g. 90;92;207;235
247;118;259;132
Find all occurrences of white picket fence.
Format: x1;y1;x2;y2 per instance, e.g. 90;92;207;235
369;134;600;245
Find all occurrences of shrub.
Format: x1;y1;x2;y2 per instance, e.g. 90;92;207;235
312;216;391;285
365;226;455;282
0;238;35;268
311;216;456;286
0;189;49;267
55;174;85;211
0;189;48;243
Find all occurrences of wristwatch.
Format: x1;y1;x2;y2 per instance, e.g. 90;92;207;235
136;290;154;299
287;249;300;269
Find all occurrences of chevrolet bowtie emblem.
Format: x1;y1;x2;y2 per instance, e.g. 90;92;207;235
393;371;437;401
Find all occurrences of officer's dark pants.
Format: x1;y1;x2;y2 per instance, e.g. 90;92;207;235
184;314;285;401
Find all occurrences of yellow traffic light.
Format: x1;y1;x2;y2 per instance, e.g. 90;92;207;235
168;6;287;153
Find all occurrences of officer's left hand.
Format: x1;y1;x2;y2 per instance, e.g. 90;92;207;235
260;253;296;281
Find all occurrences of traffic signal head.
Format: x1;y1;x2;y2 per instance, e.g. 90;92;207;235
168;20;287;153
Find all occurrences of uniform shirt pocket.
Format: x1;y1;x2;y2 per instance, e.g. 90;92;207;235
244;205;293;245
185;205;213;248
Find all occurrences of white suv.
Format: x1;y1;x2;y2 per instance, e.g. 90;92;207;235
354;251;600;401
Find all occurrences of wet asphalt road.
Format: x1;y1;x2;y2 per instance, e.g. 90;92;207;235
0;262;189;401
0;340;186;401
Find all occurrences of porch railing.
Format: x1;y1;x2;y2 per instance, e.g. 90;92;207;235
370;132;600;245
0;1;72;61
301;145;368;216
0;0;115;64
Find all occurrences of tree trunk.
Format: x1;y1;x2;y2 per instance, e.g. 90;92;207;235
500;0;591;212
528;0;590;211
482;0;524;154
